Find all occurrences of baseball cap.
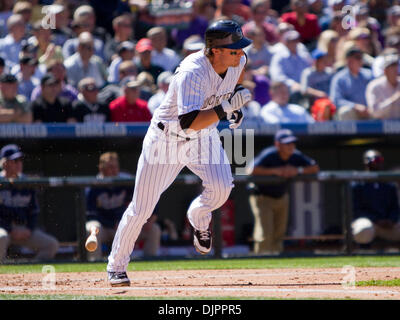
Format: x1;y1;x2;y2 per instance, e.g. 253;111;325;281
387;35;400;47
328;0;344;6
348;27;370;40
383;54;399;69
42;4;64;15
13;1;32;14
21;38;38;53
345;45;363;58
387;5;400;16
274;129;298;144
117;41;135;54
311;48;327;60
0;144;23;161
78;77;98;91
183;36;205;52
20;55;38;65
0;73;17;83
121;76;141;89
282;30;301;42
157;71;173;86
136;38;153;53
41;73;59;86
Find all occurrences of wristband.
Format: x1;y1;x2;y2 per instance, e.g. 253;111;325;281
214;104;227;120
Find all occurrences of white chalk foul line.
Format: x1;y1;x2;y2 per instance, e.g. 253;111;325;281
122;269;400;281
133;271;343;281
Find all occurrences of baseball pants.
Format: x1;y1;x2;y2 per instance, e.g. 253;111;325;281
250;193;289;254
0;227;59;263
107;122;233;272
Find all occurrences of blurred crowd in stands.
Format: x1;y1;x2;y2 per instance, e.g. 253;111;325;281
0;0;399;125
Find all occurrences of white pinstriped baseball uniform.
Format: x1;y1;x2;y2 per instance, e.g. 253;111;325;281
107;50;247;272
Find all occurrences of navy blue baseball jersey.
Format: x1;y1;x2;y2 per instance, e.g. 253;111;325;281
0;187;39;232
351;181;400;223
251;146;316;198
85;180;133;229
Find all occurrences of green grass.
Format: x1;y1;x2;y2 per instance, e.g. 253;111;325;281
357;278;400;287
0;255;400;274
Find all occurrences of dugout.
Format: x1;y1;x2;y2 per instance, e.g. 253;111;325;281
0;121;399;248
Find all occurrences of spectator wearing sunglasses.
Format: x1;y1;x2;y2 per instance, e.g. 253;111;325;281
366;54;400;120
0;14;26;68
104;14;134;64
64;32;108;89
242;0;279;46
16;55;40;100
329;45;373;120
0;73;32;123
280;0;321;46
107;41;135;84
134;38;165;84
98;60;138;106
269;30;312;103
72;77;111;123
146;27;181;73
31;73;76;123
170;0;211;49
62;5;106;61
31;59;78;103
109;76;152;123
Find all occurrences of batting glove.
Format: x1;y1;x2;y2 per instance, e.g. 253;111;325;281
221;85;252;114
228;109;244;129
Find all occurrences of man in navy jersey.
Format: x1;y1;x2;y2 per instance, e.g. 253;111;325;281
0;144;59;262
85;152;160;261
247;129;319;254
351;150;400;245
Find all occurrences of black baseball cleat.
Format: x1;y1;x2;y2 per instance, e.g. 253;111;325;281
193;229;212;254
108;271;131;287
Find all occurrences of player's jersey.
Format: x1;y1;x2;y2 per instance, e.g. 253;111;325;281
153;50;246;130
0;187;39;232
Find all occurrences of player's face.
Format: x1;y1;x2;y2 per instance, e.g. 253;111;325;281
347;53;363;70
0;82;18;99
101;159;120;177
278;142;296;158
3;157;23;177
82;83;99;103
271;84;290;105
219;48;244;67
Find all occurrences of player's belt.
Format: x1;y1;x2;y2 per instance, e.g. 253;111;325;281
157;122;191;141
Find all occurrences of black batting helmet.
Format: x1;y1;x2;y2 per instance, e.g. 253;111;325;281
205;19;252;50
363;149;384;171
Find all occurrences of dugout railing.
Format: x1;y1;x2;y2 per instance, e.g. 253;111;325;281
1;171;399;261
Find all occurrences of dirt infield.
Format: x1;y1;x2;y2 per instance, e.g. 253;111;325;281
1;267;400;299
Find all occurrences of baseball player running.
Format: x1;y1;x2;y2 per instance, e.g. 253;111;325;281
107;20;252;286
